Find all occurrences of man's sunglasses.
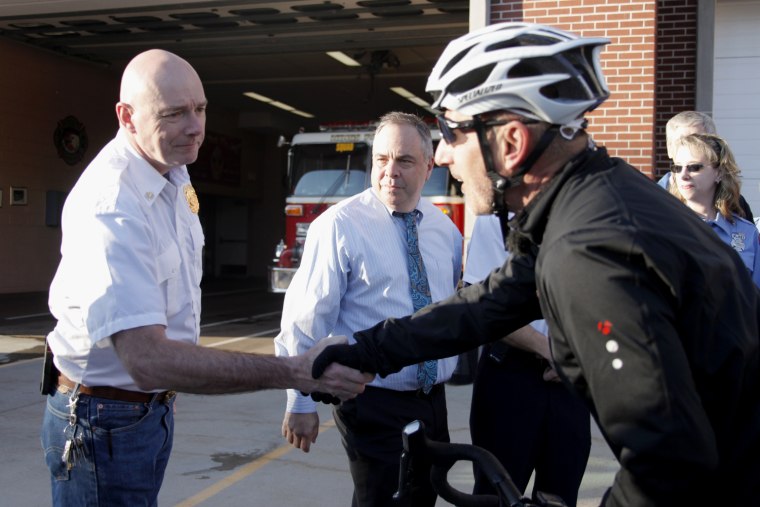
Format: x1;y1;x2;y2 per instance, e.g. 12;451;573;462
436;114;538;144
670;163;704;174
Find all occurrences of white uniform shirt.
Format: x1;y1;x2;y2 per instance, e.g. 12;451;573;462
462;214;510;285
463;214;548;336
47;129;204;391
274;188;462;413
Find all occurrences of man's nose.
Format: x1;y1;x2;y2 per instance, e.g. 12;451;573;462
434;141;452;167
385;159;402;176
186;112;204;136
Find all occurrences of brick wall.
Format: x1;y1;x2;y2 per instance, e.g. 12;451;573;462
490;0;659;176
654;0;698;177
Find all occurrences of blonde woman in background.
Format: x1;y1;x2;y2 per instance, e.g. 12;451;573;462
670;133;760;286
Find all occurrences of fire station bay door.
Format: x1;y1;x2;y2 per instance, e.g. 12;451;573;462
214;198;248;277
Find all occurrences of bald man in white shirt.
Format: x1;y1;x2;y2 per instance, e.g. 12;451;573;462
41;48;370;507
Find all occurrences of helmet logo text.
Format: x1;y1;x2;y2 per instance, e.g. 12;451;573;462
458;83;503;104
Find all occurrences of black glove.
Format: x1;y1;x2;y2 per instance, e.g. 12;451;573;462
297;389;341;405
308;343;365;405
311;343;363;379
309;391;341;405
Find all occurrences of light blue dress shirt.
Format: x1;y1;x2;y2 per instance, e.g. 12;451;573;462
275;187;462;413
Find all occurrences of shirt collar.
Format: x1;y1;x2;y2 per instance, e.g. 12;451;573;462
117;129;175;207
370;187;424;221
709;211;732;235
513;146;604;245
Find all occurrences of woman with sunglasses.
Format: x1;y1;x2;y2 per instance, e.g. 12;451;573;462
669;133;760;286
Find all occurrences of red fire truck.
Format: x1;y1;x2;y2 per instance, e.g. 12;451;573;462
269;125;465;292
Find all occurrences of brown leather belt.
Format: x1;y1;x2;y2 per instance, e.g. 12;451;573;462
57;372;175;404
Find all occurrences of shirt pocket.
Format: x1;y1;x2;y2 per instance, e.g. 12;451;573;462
156;242;182;317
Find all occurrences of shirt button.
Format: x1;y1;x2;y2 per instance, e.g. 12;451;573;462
145;191;154;200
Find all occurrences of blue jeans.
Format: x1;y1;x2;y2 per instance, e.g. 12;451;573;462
41;387;175;507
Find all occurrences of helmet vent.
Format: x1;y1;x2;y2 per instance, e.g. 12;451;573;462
569;46;608;97
487;32;560;52
510;48;605;102
448;63;496;94
509;56;562;79
439;43;476;79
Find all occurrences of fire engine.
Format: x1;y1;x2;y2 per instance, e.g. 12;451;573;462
269;124;465;292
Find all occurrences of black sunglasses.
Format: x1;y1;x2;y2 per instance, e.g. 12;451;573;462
670;163;704;174
436;114;537;144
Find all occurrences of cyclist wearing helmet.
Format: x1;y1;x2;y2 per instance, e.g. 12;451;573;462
313;22;760;506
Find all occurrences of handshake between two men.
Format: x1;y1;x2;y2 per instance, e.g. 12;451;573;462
306;336;367;405
301;335;373;403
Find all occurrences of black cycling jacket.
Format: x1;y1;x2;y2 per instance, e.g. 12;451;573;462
354;147;760;506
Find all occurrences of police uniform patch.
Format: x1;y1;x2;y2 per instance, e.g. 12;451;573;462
731;232;745;252
183;184;200;214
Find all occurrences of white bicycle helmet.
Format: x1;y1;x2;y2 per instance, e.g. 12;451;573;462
426;23;610;126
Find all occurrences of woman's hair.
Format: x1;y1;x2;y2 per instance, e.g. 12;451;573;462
669;133;744;221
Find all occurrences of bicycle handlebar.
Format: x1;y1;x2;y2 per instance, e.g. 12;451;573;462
394;420;567;507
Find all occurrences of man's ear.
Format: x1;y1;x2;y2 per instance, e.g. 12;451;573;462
424;157;434;181
115;102;135;132
499;121;533;172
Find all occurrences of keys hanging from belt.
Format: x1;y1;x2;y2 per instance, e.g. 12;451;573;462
61;385;87;470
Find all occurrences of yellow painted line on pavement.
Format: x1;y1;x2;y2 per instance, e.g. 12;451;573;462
174;419;337;507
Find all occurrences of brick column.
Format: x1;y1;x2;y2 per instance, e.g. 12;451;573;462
654;0;698;177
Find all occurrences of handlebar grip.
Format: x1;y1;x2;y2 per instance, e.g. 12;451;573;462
425;439;524;507
393;449;412;501
399;420;528;507
430;463;501;507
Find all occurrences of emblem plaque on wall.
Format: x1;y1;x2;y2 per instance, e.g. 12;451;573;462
54;115;88;165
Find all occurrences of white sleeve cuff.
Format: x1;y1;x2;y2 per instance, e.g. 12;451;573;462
286;388;318;413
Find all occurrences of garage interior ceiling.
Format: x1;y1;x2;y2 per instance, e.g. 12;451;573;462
0;0;469;131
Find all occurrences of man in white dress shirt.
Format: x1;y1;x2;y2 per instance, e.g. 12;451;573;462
41;48;371;507
275;112;462;507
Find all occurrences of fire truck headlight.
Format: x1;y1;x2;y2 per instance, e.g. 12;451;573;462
295;222;311;238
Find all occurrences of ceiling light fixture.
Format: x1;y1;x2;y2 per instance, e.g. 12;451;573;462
243;91;314;118
390;87;436;114
326;51;361;67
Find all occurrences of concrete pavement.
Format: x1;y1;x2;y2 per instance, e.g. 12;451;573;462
0;334;619;507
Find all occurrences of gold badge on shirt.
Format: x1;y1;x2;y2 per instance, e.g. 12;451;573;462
183;184;200;214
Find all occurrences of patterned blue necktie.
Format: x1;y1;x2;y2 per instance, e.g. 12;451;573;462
394;210;437;393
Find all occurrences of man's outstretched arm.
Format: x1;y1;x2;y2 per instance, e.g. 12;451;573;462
313;252;542;378
113;327;374;399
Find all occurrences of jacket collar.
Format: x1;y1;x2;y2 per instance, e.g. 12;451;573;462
510;146;610;248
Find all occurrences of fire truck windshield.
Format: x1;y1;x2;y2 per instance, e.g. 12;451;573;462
290;142;371;197
294;170;367;197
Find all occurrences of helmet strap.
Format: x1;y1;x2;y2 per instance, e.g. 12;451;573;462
474;122;559;214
